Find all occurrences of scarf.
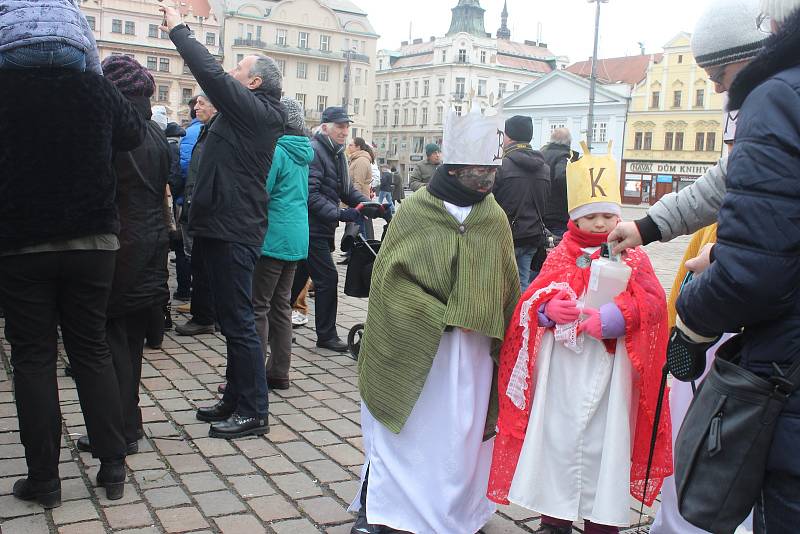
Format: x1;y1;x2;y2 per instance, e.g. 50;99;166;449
487;231;672;507
502;142;532;157
427;164;491;207
566;219;610;247
358;188;520;438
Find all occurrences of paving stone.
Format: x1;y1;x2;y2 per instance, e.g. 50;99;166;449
104;502;153;529
152;438;194;456
213;514;267;534
272;518;321;534
277;441;324;463
228;474;276;498
166;453;210;474
254;454;299;475
0;457;27;476
279;413;322;432
321;443;364;466
249;494;302;522
304;406;340;421
303;459;352;483
1;514;49;534
156;506;210;533
144;421;179;437
320;418;362;438
329;480;361;502
57;520;107;534
52;499;99;524
134;469;178;490
272;472;324;499
299;496;354;524
192;437;236;457
143;486;191;508
0;443;24;458
125;452;165;471
481;514;526;533
266;424;298;443
193;489;247;516
180;471;226;493
210;454;256;475
234;437;277;459
302;430;341;447
0;494;45;519
61;477;92;501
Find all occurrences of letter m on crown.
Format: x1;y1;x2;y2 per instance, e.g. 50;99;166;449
588;167;607;198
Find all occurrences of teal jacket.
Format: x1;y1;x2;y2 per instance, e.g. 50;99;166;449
262;135;313;261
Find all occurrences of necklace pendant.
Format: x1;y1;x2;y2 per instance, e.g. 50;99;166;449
576;254;592;269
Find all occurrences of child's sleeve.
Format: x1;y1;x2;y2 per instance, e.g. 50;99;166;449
79;12;103;75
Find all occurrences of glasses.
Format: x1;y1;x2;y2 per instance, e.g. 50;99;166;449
757;12;771;33
708;65;727;85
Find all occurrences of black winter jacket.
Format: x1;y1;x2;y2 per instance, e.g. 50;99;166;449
181;115;217;224
540;142;572;234
678;9;800;476
493;145;550;247
171;24;286;247
308;132;370;239
380;171;393;192
0;70;145;252
107;111;171;317
165;123;186;199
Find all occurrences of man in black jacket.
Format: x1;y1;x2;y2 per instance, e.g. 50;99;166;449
290;107;371;352
493;116;550;290
161;6;286;439
541;128;573;237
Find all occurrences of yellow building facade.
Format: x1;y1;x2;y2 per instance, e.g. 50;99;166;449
621;33;725;205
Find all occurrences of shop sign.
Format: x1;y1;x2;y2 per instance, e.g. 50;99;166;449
410;155;423;162
625;161;714;176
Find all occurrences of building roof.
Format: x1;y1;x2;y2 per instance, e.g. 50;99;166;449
392;53;434;68
497;54;551;73
497;39;554;60
566;54;661;86
321;0;367;15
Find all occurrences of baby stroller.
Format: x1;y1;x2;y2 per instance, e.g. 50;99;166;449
342;205;390;360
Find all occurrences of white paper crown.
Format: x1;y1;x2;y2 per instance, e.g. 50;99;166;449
442;100;504;166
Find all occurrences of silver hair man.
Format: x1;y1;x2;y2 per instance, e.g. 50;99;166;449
550;127;572;146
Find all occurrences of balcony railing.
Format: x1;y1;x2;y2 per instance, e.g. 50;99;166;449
233;38;266;49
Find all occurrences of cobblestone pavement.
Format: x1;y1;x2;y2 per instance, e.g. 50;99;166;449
0;206;689;533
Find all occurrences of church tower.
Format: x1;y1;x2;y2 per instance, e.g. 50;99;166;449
496;0;511;40
447;0;489;38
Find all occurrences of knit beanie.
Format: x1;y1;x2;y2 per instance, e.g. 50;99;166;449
425;143;440;156
761;0;800;21
101;55;155;98
504;115;533;143
280;96;305;133
692;0;767;68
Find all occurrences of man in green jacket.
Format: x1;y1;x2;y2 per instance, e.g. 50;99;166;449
408;143;441;191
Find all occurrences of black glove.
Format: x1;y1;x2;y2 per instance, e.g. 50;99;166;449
358;203;385;219
339;208;360;223
666;326;719;382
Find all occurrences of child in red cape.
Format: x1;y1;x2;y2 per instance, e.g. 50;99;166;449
487;178;672;534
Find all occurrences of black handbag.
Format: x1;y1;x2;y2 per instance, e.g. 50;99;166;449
674;335;800;534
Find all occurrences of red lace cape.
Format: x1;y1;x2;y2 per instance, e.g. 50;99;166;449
487;231;673;507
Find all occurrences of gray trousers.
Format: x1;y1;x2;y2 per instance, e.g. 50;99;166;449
252;256;297;381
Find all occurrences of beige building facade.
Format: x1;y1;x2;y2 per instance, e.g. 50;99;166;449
219;0;378;139
80;0;222;124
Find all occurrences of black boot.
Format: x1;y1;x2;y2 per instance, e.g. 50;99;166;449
196;400;235;422
12;477;61;509
76;435;139;456
534;523;573;534
208;413;269;439
97;458;126;500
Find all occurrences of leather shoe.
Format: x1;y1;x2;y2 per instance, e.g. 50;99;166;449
175;320;215;336
76;435;139;455
217;383;226;394
267;376;290;390
209;413;269;439
534;524;572;534
316;337;349;352
196;400;235;422
97;459;125;500
13;477;61;509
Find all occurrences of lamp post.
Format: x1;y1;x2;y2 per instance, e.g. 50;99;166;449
586;0;608;149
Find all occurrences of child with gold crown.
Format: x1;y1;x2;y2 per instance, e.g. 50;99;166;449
487;142;673;534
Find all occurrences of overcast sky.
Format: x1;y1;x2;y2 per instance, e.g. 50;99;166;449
364;0;715;63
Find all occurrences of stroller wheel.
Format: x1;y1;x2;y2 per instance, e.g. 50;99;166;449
347;323;364;361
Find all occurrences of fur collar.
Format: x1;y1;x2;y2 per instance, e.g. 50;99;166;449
728;7;800;110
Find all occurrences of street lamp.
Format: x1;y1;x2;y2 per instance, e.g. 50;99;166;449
586;0;609;149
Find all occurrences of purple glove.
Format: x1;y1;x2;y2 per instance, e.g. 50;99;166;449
538;304;556;328
579;303;626;339
339;208;360;222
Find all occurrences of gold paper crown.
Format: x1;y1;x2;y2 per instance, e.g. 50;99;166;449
567;140;622;218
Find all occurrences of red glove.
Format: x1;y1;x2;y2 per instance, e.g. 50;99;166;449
577;308;602;339
544;291;580;325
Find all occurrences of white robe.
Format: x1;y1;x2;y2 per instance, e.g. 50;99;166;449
349;202;497;534
508;320;637;527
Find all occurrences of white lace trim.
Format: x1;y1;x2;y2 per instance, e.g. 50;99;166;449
506;282;575;410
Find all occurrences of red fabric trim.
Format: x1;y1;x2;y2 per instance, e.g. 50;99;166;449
566;219;610;248
488;231;672;507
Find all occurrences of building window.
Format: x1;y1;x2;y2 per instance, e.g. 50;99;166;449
384;84;389;100
423;79;430;97
673;90;682;108
124;21;135;35
413;136;424;153
458;49;467;63
634;132;643;150
236;54;244;64
183;63;191;74
454;105;463;117
86;16;96;30
695;132;705;151
404;81;410;98
393;109;400;126
395;83;401;98
148;24;158;38
182;88;193;104
480;50;487;63
498;82;507;99
706;132;716;151
351;127;358;139
414;81;419;98
318;64;329;82
696;88;705;108
206;32;216;46
320;35;331;52
441;50;447;63
678;54;683;63
592;121;607;143
665;132;674;151
644;132;653;150
317;95;327;112
298;31;309;49
295;93;306;108
455;77;465;99
353;98;360;115
422;107;428;125
157;85;169;102
436;105;444;124
146;56;157;70
376;84;381;101
403;108;409;125
382;109;388;126
550;122;567;133
160;30;169;39
297;62;307;79
651;91;660;108
438;78;445;95
513;84;520;92
675;132;684;151
411;107;417;125
112;19;122;33
159;58;170;72
477;79;487;97
277;29;287;46
355;68;362;85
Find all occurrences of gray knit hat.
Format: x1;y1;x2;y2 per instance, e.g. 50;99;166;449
692;0;767;68
761;0;800;22
280;96;305;132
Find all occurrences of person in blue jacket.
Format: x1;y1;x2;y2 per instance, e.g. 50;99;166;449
675;1;800;530
252;97;313;391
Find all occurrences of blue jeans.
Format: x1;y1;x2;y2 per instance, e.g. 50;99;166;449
0;42;86;71
377;191;395;214
195;237;268;417
515;246;536;292
755;470;800;533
